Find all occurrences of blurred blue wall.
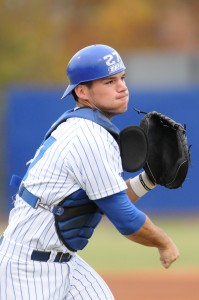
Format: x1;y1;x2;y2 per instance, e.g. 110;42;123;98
4;86;199;215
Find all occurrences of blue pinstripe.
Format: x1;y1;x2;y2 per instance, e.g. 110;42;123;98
18;259;24;299
80;129;109;193
10;258;16;299
32;261;37;300
25;261;31;300
67;256;113;300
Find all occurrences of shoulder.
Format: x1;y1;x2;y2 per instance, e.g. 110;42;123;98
51;118;119;155
68;118;118;143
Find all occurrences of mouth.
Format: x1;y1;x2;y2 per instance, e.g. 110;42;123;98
117;94;129;101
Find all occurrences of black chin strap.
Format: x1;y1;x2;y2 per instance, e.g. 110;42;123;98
133;107;147;115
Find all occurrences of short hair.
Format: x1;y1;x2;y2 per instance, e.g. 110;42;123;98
71;81;93;102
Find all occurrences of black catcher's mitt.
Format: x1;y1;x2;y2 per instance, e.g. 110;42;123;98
139;111;191;189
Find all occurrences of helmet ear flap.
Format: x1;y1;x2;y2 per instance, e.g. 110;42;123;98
61;44;126;99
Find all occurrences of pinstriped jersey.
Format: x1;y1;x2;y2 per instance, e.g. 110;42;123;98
4;117;127;252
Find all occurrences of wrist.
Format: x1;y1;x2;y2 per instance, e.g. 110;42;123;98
129;171;156;198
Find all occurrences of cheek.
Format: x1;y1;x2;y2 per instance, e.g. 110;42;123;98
93;90;112;105
97;95;114;109
90;86;117;108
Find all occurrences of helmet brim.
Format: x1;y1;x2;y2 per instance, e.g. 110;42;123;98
61;84;78;99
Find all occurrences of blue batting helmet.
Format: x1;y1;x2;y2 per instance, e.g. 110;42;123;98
61;44;126;99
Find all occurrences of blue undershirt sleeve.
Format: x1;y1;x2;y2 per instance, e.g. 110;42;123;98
94;191;146;235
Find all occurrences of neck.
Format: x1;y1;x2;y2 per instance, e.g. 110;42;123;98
76;99;114;120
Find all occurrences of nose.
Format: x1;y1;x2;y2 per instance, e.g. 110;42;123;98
117;79;127;92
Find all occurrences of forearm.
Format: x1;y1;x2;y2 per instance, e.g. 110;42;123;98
126;216;171;247
126;216;180;268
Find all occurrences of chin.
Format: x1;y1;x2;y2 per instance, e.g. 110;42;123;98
120;102;128;112
111;108;128;117
119;108;128;115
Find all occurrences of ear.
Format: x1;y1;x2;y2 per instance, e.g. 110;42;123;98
74;85;90;100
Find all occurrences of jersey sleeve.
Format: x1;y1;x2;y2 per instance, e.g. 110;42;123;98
66;120;127;200
95;191;146;235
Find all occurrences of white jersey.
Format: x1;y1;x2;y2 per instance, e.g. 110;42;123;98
4;117;127;252
0;116;126;299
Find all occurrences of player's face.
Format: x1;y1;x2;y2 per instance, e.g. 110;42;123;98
81;71;129;118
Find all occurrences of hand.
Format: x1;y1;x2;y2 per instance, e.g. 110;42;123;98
158;240;180;269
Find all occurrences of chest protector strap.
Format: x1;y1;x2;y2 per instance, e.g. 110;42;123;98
44;107;120;141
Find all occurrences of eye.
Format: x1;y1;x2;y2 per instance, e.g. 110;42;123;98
105;80;113;85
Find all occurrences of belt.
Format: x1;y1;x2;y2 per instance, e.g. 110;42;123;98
0;236;72;264
31;250;72;263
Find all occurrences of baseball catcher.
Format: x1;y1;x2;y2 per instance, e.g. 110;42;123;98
0;44;181;300
136;109;191;189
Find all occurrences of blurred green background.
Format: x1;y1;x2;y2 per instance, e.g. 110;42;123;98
0;0;199;273
1;216;198;271
79;217;199;271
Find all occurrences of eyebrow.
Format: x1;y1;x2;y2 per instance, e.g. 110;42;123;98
102;72;126;81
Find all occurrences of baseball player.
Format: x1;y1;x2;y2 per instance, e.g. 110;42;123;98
0;44;179;300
